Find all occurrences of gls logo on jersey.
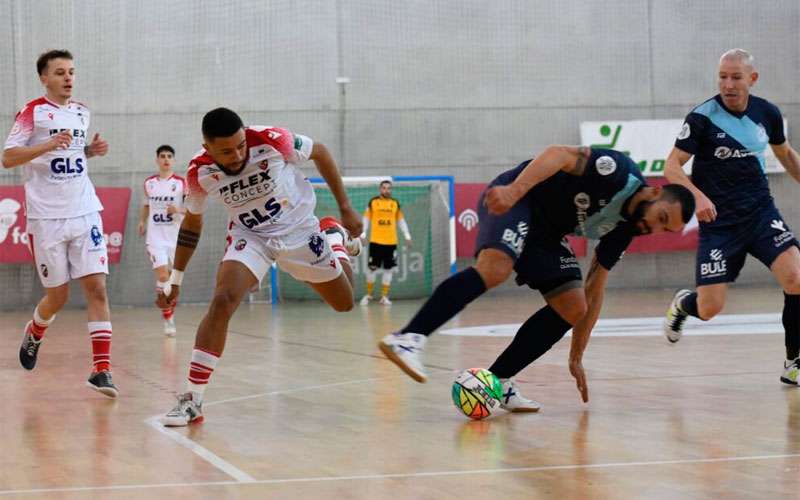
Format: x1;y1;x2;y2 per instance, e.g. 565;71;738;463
701;248;727;278
152;213;174;223
50;157;84;174
238;197;282;229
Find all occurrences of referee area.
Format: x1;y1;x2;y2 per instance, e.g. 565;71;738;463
3;1;800;499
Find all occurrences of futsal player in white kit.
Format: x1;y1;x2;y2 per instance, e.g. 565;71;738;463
158;107;362;426
138;145;185;336
1;49;117;397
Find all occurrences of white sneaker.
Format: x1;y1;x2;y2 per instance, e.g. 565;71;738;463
781;358;800;386
379;332;428;383
499;379;540;412
360;295;372;306
161;393;204;426
664;289;692;343
379;296;392;306
163;316;176;337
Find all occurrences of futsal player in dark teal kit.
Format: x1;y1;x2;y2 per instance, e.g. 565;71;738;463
662;49;800;385
380;146;695;410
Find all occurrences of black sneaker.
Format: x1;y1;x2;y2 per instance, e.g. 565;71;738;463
19;321;43;370
86;370;119;398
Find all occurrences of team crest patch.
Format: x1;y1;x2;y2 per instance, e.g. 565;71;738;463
574;192;591;209
235;239;247;251
171;182;177;192
595;156;617;176
308;234;325;257
90;226;104;246
259;160;269;171
678;122;690;140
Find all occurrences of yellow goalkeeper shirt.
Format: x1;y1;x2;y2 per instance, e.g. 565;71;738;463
364;196;404;245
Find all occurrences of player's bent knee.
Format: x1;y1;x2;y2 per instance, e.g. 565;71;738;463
784;274;800;295
697;300;723;320
83;282;108;304
475;262;512;289
562;302;588;325
209;289;242;317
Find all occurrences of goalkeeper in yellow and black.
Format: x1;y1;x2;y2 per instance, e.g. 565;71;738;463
359;180;412;305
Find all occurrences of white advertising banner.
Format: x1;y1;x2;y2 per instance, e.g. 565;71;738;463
580;120;788;176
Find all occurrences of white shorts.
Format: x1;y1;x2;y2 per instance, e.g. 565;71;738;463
27;212;109;288
146;244;175;269
223;217;343;284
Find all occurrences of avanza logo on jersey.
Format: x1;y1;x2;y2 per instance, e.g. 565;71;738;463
218;171;275;205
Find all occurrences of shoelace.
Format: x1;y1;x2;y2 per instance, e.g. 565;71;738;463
25;336;39;357
669;309;687;331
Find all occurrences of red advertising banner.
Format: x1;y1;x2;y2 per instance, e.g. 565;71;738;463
0;186;132;264
454;180;697;258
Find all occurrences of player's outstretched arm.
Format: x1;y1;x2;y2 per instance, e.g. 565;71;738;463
2;130;72;168
485;145;591;215
309;142;363;236
156;211;203;308
664;147;716;223
771;141;800;183
568;256;610;403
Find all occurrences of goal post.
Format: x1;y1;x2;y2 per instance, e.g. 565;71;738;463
269;175;456;303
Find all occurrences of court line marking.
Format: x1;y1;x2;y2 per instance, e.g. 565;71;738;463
143;416;256;483
3;452;800;495
440;313;783;337
144;372;454;483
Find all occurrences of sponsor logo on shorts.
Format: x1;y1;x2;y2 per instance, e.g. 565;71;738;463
40;264;48;278
235;239;247;251
595;156;617;176
701;248;727;278
559;256;579;269
501;226;526;257
771;219;794;247
309;234;325;257
716;132;726;139
90;226;104;247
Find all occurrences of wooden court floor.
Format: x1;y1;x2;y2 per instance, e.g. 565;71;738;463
1;286;799;499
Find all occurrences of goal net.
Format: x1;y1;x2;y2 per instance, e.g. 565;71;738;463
274;176;455;302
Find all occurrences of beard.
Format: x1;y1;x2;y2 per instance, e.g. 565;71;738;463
630;200;653;235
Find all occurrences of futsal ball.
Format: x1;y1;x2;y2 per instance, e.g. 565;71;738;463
451;368;503;420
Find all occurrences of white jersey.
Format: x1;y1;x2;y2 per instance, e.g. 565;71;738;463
3;96;103;219
185;126;316;236
143;173;185;248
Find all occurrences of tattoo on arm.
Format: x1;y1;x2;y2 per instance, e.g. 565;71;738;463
177;229;200;249
571;146;591;176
